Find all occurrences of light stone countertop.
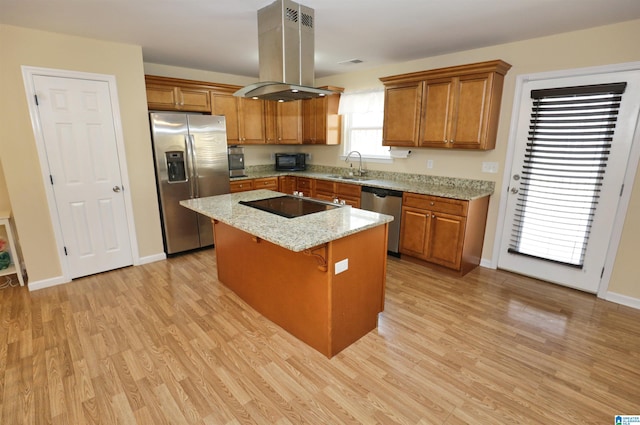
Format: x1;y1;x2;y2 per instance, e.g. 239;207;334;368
181;190;394;252
235;165;495;200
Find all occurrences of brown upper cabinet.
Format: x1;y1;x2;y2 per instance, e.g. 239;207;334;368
302;87;343;145
145;76;343;145
211;93;267;145
380;60;511;150
145;75;215;113
266;100;303;144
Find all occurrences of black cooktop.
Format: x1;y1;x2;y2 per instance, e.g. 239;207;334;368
239;195;339;218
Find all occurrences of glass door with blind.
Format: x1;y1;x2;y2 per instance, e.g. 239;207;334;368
498;70;640;293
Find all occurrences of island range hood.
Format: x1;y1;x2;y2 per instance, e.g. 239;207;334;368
234;0;334;102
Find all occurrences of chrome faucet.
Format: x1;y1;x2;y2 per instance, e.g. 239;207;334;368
345;150;365;176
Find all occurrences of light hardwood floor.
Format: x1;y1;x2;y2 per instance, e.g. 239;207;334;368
1;249;639;424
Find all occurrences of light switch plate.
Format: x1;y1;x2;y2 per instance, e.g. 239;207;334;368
427;159;434;169
335;258;349;275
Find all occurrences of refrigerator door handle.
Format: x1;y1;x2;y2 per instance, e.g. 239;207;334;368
189;134;199;198
184;135;195;198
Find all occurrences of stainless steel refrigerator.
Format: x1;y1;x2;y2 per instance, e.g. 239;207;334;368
150;112;230;254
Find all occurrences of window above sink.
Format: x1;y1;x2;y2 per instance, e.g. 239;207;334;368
339;89;391;162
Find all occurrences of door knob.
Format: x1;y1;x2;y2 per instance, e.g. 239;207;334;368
113;186;121;192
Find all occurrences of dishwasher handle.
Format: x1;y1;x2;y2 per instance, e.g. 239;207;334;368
361;186;403;198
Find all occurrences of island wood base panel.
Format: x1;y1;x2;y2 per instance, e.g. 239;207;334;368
212;221;388;358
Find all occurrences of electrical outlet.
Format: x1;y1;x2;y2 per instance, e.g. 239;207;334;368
306;153;312;160
482;162;499;173
270;153;275;160
335;258;349;275
427;159;434;169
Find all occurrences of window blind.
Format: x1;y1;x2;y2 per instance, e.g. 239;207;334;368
508;82;627;268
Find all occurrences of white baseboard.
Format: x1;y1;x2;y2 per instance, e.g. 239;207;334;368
28;252;166;291
603;291;640;310
28;275;69;291
135;252;166;265
478;260;640;310
480;258;496;269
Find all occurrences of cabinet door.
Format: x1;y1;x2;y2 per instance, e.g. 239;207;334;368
304;97;328;144
315;193;336;203
239;98;267;144
278;176;297;194
419;78;455;147
382;82;422;146
302;98;316;143
335;182;361;199
449;73;491;149
313;97;327;143
399;207;429;258
314;179;335;196
211;93;241;144
276;101;302;144
265;101;278;144
296;177;314;195
426;212;465;269
339;196;360;208
146;85;180;111
178;87;211;112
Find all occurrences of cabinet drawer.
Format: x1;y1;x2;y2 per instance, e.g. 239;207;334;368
315;179;336;195
336;182;362;198
403;193;468;216
230;179;255;193
253;177;278;190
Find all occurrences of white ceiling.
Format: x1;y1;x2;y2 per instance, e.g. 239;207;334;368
2;0;640;79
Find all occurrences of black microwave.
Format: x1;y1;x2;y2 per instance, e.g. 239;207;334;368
275;153;306;171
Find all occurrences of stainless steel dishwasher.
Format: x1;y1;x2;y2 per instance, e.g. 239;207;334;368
360;186;403;256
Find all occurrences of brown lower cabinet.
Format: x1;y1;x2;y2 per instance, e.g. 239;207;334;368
278;176;297;194
314;179;361;207
229;179;254;193
253;177;278;191
295;177;314;196
399;192;489;275
230;177;279;193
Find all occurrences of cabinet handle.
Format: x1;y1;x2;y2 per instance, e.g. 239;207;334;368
432;214;435;218
430;202;434;206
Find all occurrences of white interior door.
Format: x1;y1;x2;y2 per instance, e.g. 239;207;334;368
498;69;640;293
32;75;133;279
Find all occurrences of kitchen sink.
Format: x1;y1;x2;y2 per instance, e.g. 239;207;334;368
326;174;370;181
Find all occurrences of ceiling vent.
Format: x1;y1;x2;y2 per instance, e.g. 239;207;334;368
234;0;334;101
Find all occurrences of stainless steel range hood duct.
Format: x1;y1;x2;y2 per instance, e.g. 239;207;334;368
234;0;334;101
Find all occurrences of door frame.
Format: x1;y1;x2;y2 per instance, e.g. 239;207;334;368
21;66;140;285
491;61;640;300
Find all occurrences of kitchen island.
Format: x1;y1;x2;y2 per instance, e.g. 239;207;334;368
181;190;393;358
